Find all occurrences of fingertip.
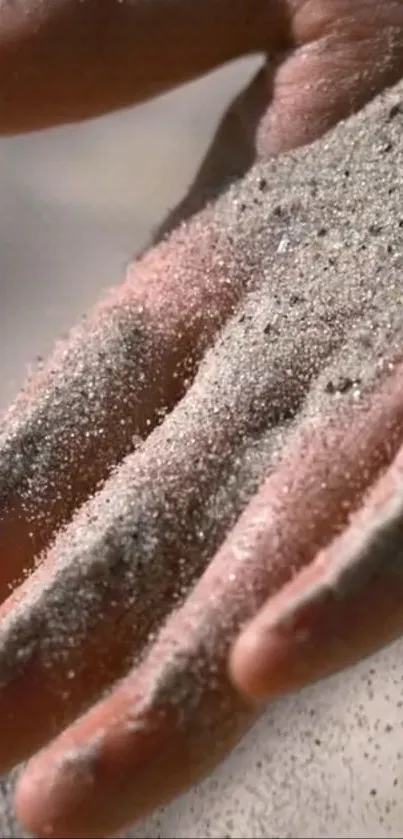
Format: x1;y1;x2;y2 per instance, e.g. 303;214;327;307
229;591;328;702
15;760;64;839
15;734;106;839
229;622;285;701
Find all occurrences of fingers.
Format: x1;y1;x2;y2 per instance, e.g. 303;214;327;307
2;69;403;772
152;0;403;235
15;508;267;839
4;66;403;835
231;361;403;699
0;0;287;133
0;366;238;773
3;0;403;142
257;0;403;157
10;410;364;839
14;360;403;839
0;257;341;774
0;203;246;603
14;580;255;839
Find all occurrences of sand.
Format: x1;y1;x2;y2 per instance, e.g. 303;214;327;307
1;76;403;837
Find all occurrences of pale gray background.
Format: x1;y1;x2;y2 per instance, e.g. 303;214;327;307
0;56;259;408
0;57;402;838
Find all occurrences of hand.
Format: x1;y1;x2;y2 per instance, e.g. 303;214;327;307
0;2;402;837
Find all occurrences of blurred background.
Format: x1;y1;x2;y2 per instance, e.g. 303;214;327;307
1;54;403;839
0;55;259;407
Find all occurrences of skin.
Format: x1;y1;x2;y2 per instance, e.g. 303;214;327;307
0;0;402;836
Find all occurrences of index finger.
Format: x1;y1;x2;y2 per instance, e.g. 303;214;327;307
0;0;287;133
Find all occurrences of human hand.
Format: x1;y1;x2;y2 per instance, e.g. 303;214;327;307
0;2;402;837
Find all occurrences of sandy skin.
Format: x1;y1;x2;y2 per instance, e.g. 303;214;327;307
0;1;402;837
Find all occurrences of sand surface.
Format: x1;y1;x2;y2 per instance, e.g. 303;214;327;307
1;60;403;838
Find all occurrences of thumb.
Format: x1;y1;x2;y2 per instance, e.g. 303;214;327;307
258;1;403;157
